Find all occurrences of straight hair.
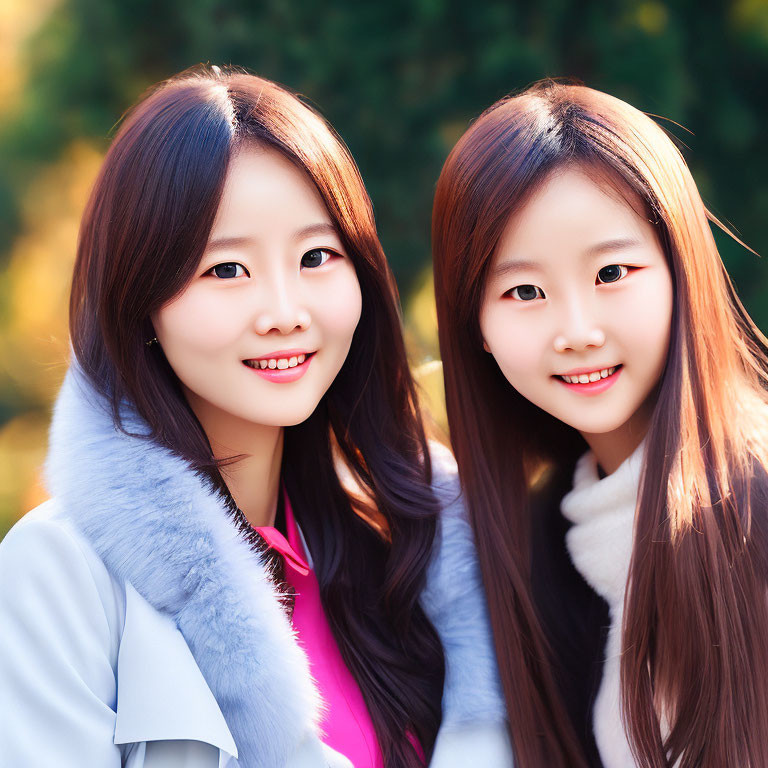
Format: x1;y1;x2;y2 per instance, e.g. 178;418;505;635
71;64;444;767
432;80;768;767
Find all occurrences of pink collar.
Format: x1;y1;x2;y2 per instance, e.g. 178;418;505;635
251;496;310;577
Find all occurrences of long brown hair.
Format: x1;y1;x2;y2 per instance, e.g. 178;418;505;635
71;64;444;766
432;80;768;767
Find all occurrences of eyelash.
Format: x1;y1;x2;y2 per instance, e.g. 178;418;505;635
205;248;340;280
206;263;248;279
506;284;544;301
505;265;633;301
300;248;336;269
596;264;630;284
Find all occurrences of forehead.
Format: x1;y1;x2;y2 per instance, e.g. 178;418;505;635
494;166;654;263
211;145;332;234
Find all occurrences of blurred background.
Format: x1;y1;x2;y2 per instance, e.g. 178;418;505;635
1;0;767;537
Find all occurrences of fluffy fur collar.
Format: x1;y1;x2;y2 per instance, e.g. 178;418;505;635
46;366;322;766
44;365;504;767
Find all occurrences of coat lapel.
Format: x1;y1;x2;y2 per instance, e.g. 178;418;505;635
45;366;322;768
114;582;238;759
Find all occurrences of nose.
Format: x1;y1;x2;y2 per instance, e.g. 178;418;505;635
253;275;311;335
552;296;605;353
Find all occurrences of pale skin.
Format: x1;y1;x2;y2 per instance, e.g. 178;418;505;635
152;146;362;527
480;166;674;475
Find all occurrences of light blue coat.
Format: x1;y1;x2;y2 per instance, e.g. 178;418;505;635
0;366;513;767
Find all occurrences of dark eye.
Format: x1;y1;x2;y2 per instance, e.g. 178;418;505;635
301;248;332;269
597;265;628;284
209;263;247;279
508;284;545;301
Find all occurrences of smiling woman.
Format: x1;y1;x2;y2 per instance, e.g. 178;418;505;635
0;65;508;768
151;146;364;528
155;147;361;441
432;81;768;768
479;167;674;471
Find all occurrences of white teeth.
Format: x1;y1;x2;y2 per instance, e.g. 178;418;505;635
560;366;618;384
246;353;311;370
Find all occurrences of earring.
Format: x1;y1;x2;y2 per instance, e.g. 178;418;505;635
145;337;158;347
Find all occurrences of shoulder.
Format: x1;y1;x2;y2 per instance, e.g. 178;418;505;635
0;499;125;647
426;441;475;587
0;500;126;763
2;499;122;591
422;441;508;727
424;441;479;607
427;439;464;516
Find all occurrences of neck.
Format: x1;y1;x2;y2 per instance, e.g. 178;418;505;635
185;388;284;528
580;396;654;476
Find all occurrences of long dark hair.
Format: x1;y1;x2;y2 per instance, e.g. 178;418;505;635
70;64;444;767
432;80;768;767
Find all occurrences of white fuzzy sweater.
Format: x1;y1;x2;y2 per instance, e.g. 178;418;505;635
560;440;646;768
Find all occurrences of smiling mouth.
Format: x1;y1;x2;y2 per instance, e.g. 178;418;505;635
243;352;316;370
554;364;622;384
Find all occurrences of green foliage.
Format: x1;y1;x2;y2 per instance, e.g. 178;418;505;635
1;0;767;530
1;0;766;304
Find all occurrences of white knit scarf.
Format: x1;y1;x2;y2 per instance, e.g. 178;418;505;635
560;439;646;768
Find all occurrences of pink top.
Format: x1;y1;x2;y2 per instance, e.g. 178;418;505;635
254;497;385;768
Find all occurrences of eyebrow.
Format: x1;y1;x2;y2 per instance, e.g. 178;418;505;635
489;259;543;279
205;222;339;253
585;237;642;258
293;222;338;241
205;236;253;253
490;237;643;279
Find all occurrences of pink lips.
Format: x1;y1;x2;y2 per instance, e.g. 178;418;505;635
555;365;623;396
242;351;315;383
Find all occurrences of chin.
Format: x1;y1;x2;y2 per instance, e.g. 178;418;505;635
281;412;317;427
246;405;319;428
568;415;635;436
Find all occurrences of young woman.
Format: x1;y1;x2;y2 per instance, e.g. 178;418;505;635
432;81;768;768
0;66;508;767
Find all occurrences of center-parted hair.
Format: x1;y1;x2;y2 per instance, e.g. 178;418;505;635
71;64;444;767
432;80;768;767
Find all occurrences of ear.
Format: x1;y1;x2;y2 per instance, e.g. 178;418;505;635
482;340;490;353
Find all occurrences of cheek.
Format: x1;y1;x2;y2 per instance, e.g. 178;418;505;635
613;271;674;367
314;265;362;341
153;290;242;356
480;303;545;376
